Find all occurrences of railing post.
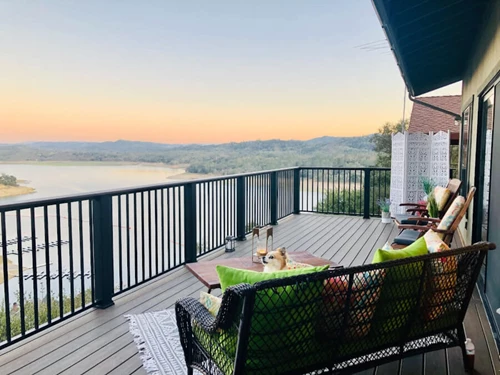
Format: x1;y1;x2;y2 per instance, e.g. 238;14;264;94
270;171;278;225
236;176;246;240
92;195;114;308
363;168;371;219
293;168;300;214
184;183;197;263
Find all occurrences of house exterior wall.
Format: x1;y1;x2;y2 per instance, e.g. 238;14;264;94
460;0;500;245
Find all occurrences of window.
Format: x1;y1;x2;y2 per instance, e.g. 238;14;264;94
459;103;473;196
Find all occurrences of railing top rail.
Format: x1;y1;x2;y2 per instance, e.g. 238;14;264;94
0;166;300;211
300;166;391;171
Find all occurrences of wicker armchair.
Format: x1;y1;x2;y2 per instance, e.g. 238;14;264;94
176;242;495;375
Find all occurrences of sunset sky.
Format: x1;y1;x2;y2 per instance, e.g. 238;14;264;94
1;1;461;144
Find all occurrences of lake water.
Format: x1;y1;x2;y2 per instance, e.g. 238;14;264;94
0;163;190;310
0;163;185;204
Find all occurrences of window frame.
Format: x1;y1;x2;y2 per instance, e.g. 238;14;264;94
459;99;473;197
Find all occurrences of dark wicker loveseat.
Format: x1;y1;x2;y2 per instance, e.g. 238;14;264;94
176;242;495;375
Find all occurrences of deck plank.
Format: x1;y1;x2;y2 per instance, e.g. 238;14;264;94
424;350;447;375
0;214;496;375
376;360;401;374
400;354;423;375
108;354;143;375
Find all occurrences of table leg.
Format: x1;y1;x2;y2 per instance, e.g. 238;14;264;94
207;287;212;294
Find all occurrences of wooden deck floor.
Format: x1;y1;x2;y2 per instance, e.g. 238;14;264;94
0;214;498;375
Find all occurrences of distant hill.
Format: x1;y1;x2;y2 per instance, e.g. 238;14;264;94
0;136;376;174
26;140;182;153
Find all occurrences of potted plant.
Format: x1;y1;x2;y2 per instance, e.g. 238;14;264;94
377;198;392;224
420;177;436;202
427;192;439;218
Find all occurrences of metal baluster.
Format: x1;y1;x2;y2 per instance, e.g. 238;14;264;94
28;207;39;329
89;201;95;304
1;212;11;342
118;196;123;291
161;189;165;268
134;193;138;286
155;189;159;276
43;206;51;324
141;192;145;281
126;194;131;288
172;187;177;267
167;188;171;270
148;190;152;278
78;201;85;308
68;203;75;313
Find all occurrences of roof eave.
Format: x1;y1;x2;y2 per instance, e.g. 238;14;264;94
371;0;417;96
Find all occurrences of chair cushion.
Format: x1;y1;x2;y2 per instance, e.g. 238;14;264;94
392;229;421;245
395;213;429;225
216;264;329;292
433;186;451;211
423;230;450;253
436;196;465;234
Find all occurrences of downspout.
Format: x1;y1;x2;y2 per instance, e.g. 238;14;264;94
408;94;461;124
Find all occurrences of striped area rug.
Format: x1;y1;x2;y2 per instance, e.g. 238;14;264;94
126;309;201;375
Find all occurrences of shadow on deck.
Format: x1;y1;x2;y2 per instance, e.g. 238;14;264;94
0;214;498;375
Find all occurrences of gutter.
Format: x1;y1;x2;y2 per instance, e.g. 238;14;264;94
409;94;461;122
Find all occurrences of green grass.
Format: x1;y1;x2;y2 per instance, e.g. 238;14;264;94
0;289;93;342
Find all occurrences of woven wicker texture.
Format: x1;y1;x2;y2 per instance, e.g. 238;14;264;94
176;242;493;375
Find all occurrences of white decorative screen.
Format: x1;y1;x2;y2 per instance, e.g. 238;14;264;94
390;132;406;215
430;131;451;188
390;131;450;215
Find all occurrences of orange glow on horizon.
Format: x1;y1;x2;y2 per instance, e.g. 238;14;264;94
0;91;403;143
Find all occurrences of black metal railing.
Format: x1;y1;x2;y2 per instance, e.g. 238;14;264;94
299;167;391;217
0;166;389;348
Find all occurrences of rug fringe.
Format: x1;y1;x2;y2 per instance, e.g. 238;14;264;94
125;314;161;375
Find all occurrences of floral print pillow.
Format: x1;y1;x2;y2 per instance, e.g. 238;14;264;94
424;230;450;253
436;196;465;234
433;186;451;211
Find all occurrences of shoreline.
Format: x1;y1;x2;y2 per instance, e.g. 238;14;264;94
0;184;36;199
0;160;189;168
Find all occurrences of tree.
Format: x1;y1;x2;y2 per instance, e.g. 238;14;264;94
370;119;408;167
0;173;18;186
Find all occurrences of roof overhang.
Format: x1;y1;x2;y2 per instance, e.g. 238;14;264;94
371;0;491;96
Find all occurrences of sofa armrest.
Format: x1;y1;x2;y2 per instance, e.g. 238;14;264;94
176;297;218;333
176;283;254;335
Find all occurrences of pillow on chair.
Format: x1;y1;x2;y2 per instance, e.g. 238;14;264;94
200;291;222;317
423;230;451;253
435;196;465;236
433;186;451;211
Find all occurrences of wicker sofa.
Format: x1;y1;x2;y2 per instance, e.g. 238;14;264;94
176;242;495;375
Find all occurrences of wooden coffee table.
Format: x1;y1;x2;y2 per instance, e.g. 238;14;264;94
185;251;341;293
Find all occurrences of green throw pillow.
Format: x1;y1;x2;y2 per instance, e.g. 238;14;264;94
214;263;329;374
371;237;428;264
369;236;428;341
216;264;330;292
